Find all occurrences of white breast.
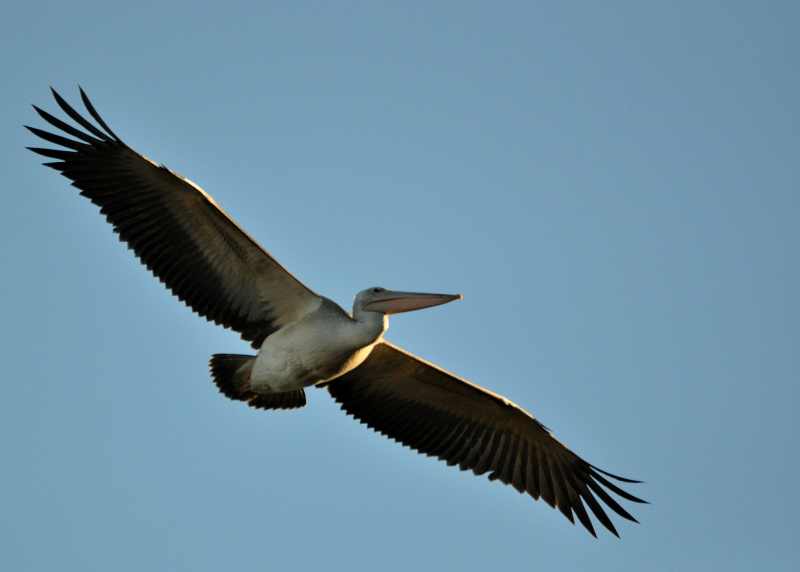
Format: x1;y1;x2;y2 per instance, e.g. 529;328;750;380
249;298;384;393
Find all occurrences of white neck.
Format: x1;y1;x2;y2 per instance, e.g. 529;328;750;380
352;304;389;346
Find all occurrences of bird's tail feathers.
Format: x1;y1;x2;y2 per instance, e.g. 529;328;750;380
209;354;306;410
210;353;255;400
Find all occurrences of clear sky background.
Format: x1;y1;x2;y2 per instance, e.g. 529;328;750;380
1;2;797;570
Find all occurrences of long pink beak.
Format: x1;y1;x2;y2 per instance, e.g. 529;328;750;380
363;290;462;315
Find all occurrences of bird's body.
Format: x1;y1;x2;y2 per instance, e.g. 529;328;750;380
251;296;384;392
27;88;646;538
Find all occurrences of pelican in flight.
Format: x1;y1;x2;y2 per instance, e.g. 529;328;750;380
27;88;645;537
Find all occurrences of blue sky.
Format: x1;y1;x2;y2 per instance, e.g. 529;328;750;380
2;2;797;570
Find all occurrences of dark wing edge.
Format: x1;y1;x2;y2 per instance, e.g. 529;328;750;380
26;87;320;348
327;342;646;538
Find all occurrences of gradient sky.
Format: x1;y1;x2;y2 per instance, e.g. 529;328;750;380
2;2;798;570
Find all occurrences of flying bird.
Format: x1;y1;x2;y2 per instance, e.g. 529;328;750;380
27;88;646;537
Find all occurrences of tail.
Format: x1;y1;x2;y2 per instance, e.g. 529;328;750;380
209;354;306;410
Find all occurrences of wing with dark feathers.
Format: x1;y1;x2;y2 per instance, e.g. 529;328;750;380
27;87;321;348
327;342;646;537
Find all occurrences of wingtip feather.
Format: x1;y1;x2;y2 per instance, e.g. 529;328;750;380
78;86;122;142
589;468;647;504
590;464;643;484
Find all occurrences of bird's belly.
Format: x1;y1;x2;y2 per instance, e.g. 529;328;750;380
250;330;376;393
318;344;375;384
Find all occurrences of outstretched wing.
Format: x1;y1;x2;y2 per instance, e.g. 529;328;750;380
328;342;646;537
27;88;321;348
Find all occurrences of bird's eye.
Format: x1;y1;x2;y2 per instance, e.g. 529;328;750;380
372;287;383;293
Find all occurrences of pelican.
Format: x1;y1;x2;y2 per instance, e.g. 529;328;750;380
27;88;646;538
